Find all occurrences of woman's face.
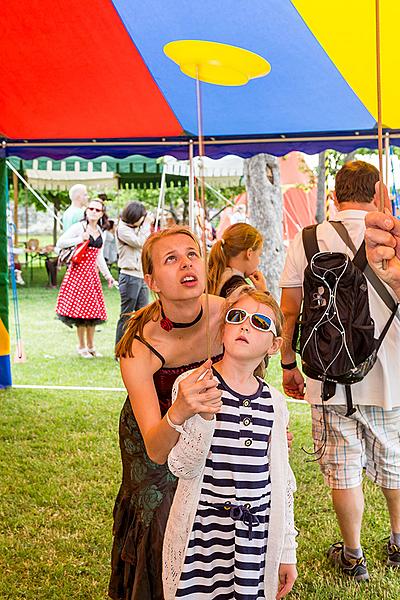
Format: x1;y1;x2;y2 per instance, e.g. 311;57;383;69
145;233;204;301
86;200;103;223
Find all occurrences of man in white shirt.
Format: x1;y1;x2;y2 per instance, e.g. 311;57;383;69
280;161;400;581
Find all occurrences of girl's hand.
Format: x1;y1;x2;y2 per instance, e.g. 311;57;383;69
248;270;267;292
169;360;222;425
108;278;117;289
276;563;297;599
286;428;294;452
82;231;90;241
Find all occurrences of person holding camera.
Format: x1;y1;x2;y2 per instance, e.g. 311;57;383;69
115;201;151;344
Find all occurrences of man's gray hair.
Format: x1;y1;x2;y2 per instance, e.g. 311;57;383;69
69;183;87;202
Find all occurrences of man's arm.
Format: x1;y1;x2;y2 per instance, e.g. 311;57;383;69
365;211;400;301
280;287;305;399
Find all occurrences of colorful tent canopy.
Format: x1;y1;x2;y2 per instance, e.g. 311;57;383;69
1;0;399;388
1;0;399;160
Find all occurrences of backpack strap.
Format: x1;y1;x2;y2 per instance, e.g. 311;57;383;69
354;242;400;320
329;221;358;255
302;224;320;264
344;386;357;417
330;221;399;320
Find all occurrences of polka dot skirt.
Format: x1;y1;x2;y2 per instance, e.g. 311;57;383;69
56;247;107;321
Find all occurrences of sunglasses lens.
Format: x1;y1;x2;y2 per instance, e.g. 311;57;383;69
251;314;272;331
227;309;246;323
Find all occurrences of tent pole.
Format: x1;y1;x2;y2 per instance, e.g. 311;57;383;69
5;132;398;153
385;132;390;186
155;160;167;229
13;170;19;247
0;158;12;388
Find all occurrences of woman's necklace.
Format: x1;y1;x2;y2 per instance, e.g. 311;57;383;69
87;224;99;237
160;304;203;332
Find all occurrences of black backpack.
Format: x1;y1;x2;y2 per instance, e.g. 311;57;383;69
293;221;399;416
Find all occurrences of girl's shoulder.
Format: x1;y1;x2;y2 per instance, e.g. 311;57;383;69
208;293;225;312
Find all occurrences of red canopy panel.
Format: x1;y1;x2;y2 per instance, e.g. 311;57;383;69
0;0;183;139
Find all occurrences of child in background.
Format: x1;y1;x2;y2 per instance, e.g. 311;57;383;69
208;223;268;297
163;285;297;600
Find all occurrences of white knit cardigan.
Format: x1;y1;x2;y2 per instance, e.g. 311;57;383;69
162;374;297;600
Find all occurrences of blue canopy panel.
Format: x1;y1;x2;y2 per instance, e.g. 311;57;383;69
112;0;375;137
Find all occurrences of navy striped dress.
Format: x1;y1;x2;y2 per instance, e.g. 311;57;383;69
176;369;274;600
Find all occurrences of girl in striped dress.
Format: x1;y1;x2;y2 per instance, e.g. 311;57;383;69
163;286;297;600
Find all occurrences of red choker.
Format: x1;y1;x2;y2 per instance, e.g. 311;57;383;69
160;305;203;332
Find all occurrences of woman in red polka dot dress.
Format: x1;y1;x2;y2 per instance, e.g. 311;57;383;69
56;198;117;358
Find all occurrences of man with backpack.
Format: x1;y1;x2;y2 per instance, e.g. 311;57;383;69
280;161;400;581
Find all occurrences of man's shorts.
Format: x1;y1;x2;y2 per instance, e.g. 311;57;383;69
311;404;400;490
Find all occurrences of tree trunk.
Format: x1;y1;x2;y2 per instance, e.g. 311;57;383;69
343;150;357;163
244;154;284;300
316;151;326;224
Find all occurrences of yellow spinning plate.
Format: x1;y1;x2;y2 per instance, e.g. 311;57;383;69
164;40;270;86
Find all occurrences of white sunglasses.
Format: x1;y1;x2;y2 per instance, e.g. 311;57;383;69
225;308;277;336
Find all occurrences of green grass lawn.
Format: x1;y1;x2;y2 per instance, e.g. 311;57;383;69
9;264;121;387
1;265;399;599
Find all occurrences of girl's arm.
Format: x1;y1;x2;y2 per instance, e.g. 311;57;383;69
121;350;221;465
276;464;298;599
167;369;217;480
281;404;298;564
168;413;215;479
168;411;215;479
281;464;298;563
57;222;84;248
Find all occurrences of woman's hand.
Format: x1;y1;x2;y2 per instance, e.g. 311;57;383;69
169;360;222;425
108;277;117;289
82;231;90;241
276;563;297;599
248;270;267;292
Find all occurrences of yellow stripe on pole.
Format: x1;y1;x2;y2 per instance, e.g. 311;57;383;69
292;0;400;127
0;318;10;356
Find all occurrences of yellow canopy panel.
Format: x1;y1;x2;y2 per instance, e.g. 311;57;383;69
292;0;400;128
0;318;10;356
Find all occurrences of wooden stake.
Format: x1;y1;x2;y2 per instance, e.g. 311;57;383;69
375;0;384;212
195;68;211;361
375;0;388;270
188;140;195;230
